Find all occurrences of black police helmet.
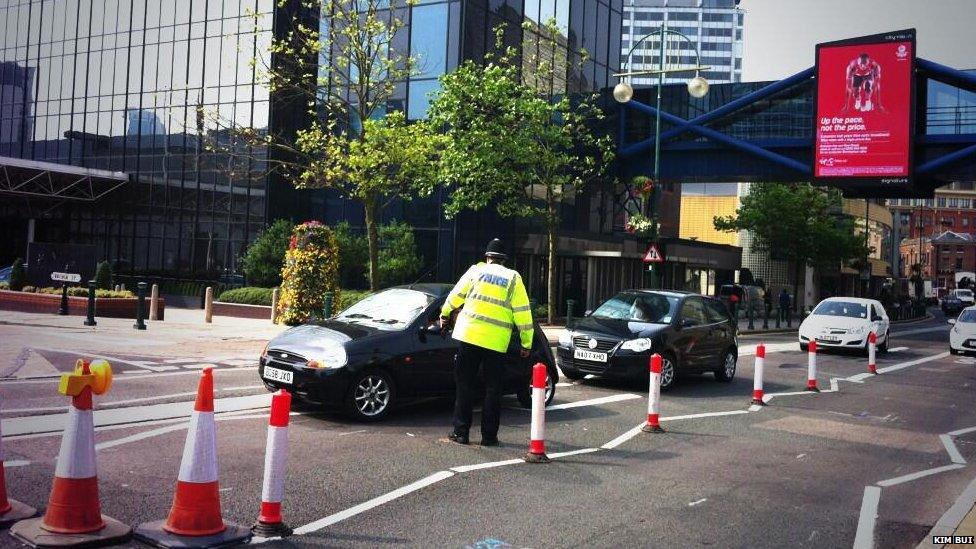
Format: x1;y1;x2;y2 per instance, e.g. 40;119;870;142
484;238;508;261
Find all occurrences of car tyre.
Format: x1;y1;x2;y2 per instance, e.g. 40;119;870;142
950;347;959;355
799;342;808;352
517;364;557;408
344;370;396;422
879;331;889;353
659;353;677;391
714;349;737;382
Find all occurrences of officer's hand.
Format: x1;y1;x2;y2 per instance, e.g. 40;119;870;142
519;348;530;359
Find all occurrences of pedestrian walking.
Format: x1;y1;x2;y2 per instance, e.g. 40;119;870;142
440;239;534;446
779;288;791;324
729;292;740;320
763;290;773;319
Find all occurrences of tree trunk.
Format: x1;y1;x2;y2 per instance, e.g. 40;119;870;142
364;195;380;291
547;223;557;326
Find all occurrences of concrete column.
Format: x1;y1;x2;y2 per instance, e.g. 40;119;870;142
270;288;279;324
26;218;35;243
149;283;159;321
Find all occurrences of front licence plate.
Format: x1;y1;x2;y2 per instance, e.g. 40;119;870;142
818;336;840;343
574;349;608;362
263;366;294;384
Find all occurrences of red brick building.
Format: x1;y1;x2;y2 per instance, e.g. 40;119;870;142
899;231;976;288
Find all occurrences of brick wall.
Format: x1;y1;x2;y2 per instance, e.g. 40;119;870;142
212;301;272;320
0;290;165;320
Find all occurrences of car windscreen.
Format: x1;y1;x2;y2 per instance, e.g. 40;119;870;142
591;292;679;323
959;310;976;323
955;290;974;298
812;301;867;319
335;289;434;329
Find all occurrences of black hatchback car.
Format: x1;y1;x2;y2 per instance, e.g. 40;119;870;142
259;284;557;420
556;290;738;390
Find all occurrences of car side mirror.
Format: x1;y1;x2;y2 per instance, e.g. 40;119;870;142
584;309;592;317
948;318;957;325
680;318;696;329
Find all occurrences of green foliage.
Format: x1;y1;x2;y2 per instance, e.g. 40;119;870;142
334;222;369;289
94;261;113;290
242;219;294;287
9;258;26;291
532;303;549;319
218;287;276;306
277;222;341;325
0;281;7;290
713;183;873;272
427;21;614;323
25;286;133;298
377;221;423;287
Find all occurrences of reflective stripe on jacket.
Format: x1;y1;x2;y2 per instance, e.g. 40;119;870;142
441;262;534;353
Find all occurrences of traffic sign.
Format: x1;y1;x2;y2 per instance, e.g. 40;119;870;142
642;244;664;263
51;272;81;283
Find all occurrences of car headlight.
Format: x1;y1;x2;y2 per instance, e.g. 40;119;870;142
620;338;652;352
306;346;347;369
558;330;573;347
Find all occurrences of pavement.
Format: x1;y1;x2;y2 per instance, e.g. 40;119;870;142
2;307;976;547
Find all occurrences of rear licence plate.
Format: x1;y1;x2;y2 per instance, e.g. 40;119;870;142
263;366;294;384
574;349;608;362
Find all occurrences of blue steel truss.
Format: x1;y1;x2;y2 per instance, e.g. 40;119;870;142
617;58;976;194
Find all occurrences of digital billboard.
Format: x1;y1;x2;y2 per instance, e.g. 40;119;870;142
813;29;916;191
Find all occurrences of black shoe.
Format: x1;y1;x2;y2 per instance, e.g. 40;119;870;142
480;437;499;447
447;432;469;445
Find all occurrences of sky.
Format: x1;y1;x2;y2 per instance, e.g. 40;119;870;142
740;0;976;81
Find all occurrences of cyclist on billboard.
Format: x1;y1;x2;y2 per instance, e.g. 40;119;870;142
844;53;883;112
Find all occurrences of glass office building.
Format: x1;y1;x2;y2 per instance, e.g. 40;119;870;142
620;0;743;87
0;0;288;276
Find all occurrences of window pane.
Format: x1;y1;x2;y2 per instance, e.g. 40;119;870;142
410;4;448;78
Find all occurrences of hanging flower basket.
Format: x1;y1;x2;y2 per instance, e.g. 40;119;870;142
625;213;654;235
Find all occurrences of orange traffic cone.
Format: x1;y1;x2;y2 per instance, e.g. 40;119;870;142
134;368;250;548
10;359;131;547
0;402;37;528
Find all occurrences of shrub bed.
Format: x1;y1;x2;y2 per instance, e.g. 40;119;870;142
218;287;276;306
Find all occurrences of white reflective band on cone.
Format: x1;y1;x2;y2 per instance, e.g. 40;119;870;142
54;406;97;479
647;372;661;415
808;350;817;380
869;340;876;367
530;387;545;442
754;356;764;392
261;426;289;503
177;411;218;483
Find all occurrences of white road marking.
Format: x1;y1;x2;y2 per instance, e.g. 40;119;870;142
748;404;763;412
921;473;976;542
292;471;456;535
876;464;965;487
221;385;266;392
451;459;524;473
688;498;707;507
95;423;188;451
339;430;367;437
948;426;976;437
853;486;881;549
876;352;949;374
940;434;967;464
0;366;258;385
888;347;908;352
544;394;642;411
29;348;178;372
662;410;749;421
548;448;600;459
601;424;645;450
4;460;30;467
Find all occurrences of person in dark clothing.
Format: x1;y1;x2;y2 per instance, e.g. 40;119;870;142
763;291;773;318
778;289;791;323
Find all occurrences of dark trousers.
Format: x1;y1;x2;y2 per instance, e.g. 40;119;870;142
452;342;506;440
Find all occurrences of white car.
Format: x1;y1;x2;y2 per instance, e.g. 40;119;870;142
948;307;976;355
950;288;975;307
798;297;890;354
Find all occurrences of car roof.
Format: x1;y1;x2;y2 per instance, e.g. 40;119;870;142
625;289;706;299
391;283;453;297
819;296;877;305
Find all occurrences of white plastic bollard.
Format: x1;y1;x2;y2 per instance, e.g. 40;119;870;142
642;354;665;433
806;340;819;392
868;332;877;374
752;343;766;405
252;389;292;538
524;363;550;463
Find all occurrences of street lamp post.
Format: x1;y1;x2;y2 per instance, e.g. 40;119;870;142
613;23;709;289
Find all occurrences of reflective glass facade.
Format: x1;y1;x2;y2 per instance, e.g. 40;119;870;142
0;0;277;276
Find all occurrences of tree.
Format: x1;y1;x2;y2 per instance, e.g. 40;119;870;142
428;23;615;323
714;183;872;305
9;258;26;291
94;261;113;290
218;0;440;291
241;219;294;287
377;221;423;286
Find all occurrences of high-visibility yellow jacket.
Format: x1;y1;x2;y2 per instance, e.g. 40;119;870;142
441;262;534;353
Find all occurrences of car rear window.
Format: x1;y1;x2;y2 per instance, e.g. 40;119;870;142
591;292;679;323
812;301;867;319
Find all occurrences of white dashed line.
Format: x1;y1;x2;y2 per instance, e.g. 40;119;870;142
876;464;966;487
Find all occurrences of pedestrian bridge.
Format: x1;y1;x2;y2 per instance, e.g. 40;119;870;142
615;59;976;198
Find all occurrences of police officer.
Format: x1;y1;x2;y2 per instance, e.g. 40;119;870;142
440;239;534;446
